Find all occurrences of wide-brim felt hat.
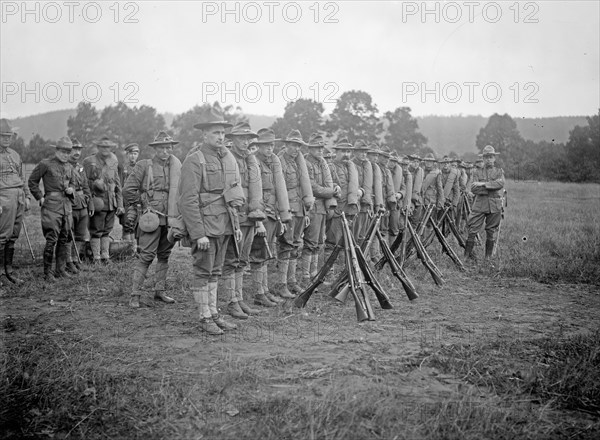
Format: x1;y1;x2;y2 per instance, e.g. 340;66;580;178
352;140;370;151
281;129;307;145
149;131;179;146
71;138;83;149
332;137;353;150
249;128;281;145
193;106;233;129
307;132;326;148
51;136;73;151
422;153;437;162
125;142;140;152
0;118;15;135
439;156;452;164
225;122;258;139
407;154;421;161
94;137;117;148
482;145;500;155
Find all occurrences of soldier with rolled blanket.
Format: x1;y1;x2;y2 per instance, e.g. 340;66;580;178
28;137;77;280
407;154;424;227
439;155;461;222
365;144;386;261
351;140;374;241
119;143;140;242
123;132;181;308
420;153;445;225
374;145;397;251
302;133;338;284
221;122;265;319
66;138;92;272
178;106;244;335
277;130;314;296
325;138;360;259
83;137;124;264
250;128;292;305
387;152;405;243
0;119;32;286
398;155;414;233
465;145;505;264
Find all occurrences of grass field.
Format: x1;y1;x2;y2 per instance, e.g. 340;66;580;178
1;180;599;439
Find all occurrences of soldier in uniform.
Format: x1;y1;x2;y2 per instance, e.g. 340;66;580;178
302;133;338;284
365;145;386;260
407;154;424;227
250;128;292;305
123;132;181;308
420;153;445;225
465;145;505;264
0;119;31;285
373;146;397;252
351;140;373;241
325;138;359;257
277;130;314;296
439;155;461;223
83;137;124;263
66;138;92;272
178;106;243;335
221;122;265;319
119;143;140;242
387;152;404;243
28;137;76;280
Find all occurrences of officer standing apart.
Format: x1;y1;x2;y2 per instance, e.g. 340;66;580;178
124;132;181;308
0;119;31;285
178;106;244;335
28;137;76;280
465;145;505;264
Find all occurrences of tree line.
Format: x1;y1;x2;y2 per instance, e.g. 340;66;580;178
10;91;600;182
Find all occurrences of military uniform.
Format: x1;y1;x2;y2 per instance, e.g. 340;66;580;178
387;154;404;241
465;146;505;262
420;154;445;229
119;143;140;241
67;139;91;272
28;137;76;279
277;130;315;295
408;154;425;227
440;156;461;219
83;137;124;263
351;140;374;241
0;119;32;285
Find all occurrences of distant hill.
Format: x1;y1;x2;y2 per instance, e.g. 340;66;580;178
10;109;588;155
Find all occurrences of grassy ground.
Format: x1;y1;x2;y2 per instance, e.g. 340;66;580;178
1;180;599;439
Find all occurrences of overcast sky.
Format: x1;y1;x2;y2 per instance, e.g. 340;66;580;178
1;1;598;119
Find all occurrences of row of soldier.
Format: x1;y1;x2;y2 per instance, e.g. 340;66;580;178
0;109;505;335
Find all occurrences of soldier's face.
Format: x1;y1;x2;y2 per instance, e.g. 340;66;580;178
284;142;300;157
98;145;112;158
309;146;323;158
367;153;378;163
154;144;173;161
55;148;70;163
483;155;496;167
0;133;13;148
378;156;388;166
354;150;367;161
232;135;252;156
204;126;225;149
126;151;139;164
442;162;451;172
258;142;274;157
339;148;352;161
70;148;82;161
424;161;435;171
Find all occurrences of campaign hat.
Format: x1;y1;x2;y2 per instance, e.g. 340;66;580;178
193;106;233;130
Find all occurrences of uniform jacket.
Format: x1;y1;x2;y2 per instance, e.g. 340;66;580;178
378;163;397;208
421;168;445;208
305;154;335;215
68;160;91;210
471;166;505;214
83;152;123;212
410;166;424;205
441;168;460;207
370;160;384;211
400;169;413;210
28;157;75;215
278;151;314;218
255;152;291;222
329;158;359;215
352;157;374;212
178;144;243;240
231;150;264;226
0;146;31;200
119;162;137;188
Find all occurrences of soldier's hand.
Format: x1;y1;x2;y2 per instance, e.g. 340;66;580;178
255;221;266;237
196;237;210;251
333;185;341;198
304;215;310;228
24;198;31;212
88;207;95;217
65;187;74;195
235;229;242;242
39;197;45;207
304;200;314;211
377;206;386;214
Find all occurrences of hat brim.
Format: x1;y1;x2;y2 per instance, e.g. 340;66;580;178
281;139;307;146
225;132;258;139
332;143;353;150
250;138;282;146
193;121;233;130
95;142;116;148
149;141;179;147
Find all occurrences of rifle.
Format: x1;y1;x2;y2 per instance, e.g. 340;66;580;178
294;243;342;308
427;215;465;271
437;206;466;249
376;229;419;300
22;222;36;261
69;228;82;265
405;219;445;286
403;204;435;262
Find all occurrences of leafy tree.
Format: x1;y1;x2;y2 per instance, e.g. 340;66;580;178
325;90;383;143
270;99;325;140
383;106;428;155
67;101;100;147
476;113;525;174
565;111;600;182
20;134;54;163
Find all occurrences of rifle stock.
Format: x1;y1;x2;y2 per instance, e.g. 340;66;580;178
428;215;466;271
376;229;419;301
406;219;445;286
294;244;342;308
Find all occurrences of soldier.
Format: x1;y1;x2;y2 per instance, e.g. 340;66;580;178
374;146;397;250
0;119;31;285
420;153;445;223
67;138;92;272
178;106;243;335
439;155;461;222
407;154;424;227
119;143;140;242
250;128;292;305
325;138;360;256
277;130;314;296
366;145;386;261
465;145;505;264
221;122;265;319
124;132;181;308
387;152;404;243
28;137;76;280
351;140;373;241
83;137;124;264
302;133;338;284
397;155;414;234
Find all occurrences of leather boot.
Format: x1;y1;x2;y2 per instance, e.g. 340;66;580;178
129;264;149;308
153;261;174;303
301;250;312;285
236;271;260;315
100;236;111;264
43;244;56;281
485;238;495;259
4;245;24;284
263;265;283;304
213;314;237;331
227;301;248;319
464;237;477;263
273;259;295;299
64;245;79;275
310;251;319;279
287;258;302;294
55;244;73;278
193;284;223;335
252;266;276;307
90;238;101;264
223;273;247;319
